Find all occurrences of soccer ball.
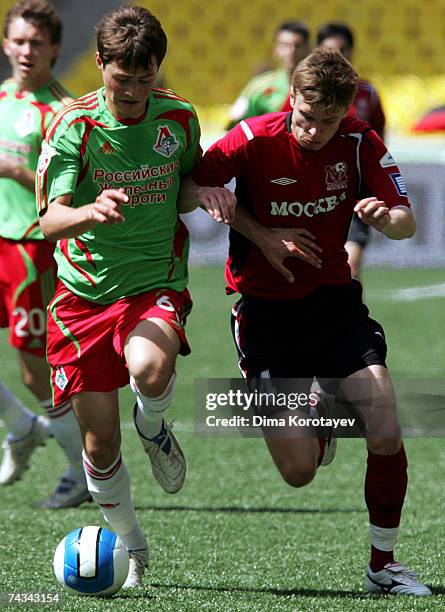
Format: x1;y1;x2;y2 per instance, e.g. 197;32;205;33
53;526;129;597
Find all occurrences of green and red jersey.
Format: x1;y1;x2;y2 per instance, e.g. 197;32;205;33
0;78;71;240
37;87;201;304
226;68;290;130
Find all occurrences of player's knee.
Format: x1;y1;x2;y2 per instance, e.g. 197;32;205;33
20;369;37;392
84;433;121;469
367;436;401;455
131;358;173;397
279;463;316;488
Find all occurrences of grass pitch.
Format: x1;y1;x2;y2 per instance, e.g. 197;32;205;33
0;267;444;611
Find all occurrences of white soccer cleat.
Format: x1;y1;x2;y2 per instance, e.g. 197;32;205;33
0;415;51;485
366;563;432;596
133;407;186;493
123;548;149;588
39;477;92;509
310;381;337;467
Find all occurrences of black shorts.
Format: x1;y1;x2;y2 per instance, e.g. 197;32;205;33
347;214;371;248
231;281;387;384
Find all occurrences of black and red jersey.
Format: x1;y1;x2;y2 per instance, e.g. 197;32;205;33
348;79;386;139
193;112;410;300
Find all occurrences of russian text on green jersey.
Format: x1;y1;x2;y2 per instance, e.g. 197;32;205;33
38;87;201;304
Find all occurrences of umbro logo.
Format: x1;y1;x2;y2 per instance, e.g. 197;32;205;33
270;177;297;185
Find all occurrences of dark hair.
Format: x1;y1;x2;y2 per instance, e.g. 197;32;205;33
96;5;167;70
3;0;62;44
276;20;309;43
291;48;358;111
316;22;354;50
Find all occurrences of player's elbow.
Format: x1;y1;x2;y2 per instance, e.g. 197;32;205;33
405;215;416;238
39;211;58;242
397;215;416;240
386;210;416;240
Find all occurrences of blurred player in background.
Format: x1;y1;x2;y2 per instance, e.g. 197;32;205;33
191;48;431;597
226;20;310;130
317;22;386;279
0;0;87;508
37;5;211;587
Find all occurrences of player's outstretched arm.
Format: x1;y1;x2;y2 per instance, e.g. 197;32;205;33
178;178;237;223
354;197;416;240
0;159;35;192
39;189;127;242
231;206;322;283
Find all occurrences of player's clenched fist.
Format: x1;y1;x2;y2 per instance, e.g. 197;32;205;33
89;188;128;224
354;196;390;232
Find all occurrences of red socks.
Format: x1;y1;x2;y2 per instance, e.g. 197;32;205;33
365;445;408;571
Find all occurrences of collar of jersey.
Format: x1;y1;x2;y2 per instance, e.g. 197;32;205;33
99;87;156;126
8;77;55;100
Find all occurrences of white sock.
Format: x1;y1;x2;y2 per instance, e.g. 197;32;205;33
131;373;175;439
43;400;85;483
370;524;400;552
0;381;36;440
83;451;147;551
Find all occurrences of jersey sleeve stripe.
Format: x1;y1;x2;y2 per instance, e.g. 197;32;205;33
240;120;254;141
50;80;72;101
53;79;71;95
36;170;47;213
152;88;189;103
347;132;364;194
48;84;66;103
68;117;109;159
46;98;99;142
22;220;40;239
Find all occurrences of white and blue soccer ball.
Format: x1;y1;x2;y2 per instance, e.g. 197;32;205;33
53;526;129;597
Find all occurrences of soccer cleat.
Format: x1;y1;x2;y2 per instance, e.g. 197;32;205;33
123;548;149;588
366;563;432;596
39;477;92;509
310;380;337;467
133;405;186;493
0;415;51;485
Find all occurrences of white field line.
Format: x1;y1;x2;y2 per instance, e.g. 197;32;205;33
371;282;445;302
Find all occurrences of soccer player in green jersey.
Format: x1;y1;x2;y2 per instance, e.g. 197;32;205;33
226;21;310;130
37;5;208;587
0;0;87;508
